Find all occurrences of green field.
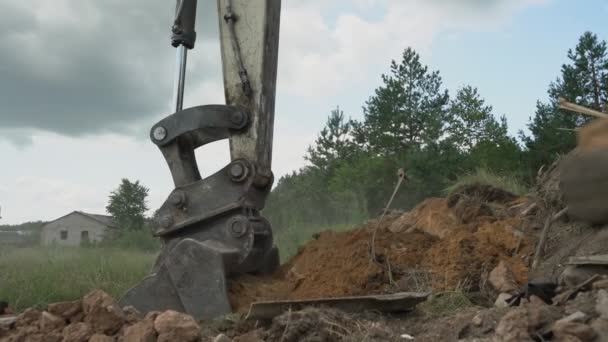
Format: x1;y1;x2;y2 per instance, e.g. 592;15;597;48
0;247;155;311
0;223;356;311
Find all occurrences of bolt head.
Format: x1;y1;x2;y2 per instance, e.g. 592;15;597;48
152;126;167;141
159;215;173;229
230;112;245;126
169;191;186;206
230;163;245;178
231;221;245;235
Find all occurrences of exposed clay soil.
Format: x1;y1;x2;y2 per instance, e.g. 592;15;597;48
230;184;536;313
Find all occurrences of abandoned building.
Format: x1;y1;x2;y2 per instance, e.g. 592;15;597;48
41;211;116;246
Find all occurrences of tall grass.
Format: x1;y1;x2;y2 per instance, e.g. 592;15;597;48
0;247;155;311
97;229;161;252
444;168;529;196
0;222;359;311
274;223;354;262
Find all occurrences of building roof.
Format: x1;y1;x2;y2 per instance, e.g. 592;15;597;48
77;212;117;228
44;211;118;229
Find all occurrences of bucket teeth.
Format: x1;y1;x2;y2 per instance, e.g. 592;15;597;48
120;239;234;320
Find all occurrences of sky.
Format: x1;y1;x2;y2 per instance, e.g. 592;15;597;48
1;0;607;224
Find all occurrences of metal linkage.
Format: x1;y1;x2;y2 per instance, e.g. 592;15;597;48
120;0;281;320
121;103;278;319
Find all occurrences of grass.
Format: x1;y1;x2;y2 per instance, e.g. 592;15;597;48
444;168;528;196
274;223;355;262
0;247;155;311
0;222;358;311
417;291;474;318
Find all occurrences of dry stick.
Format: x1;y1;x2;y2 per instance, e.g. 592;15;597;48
521;202;538;216
531;207;569;270
370;168;407;263
279;308;292;342
558;97;608;119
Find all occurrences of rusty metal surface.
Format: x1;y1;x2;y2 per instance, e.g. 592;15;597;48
245;292;430;320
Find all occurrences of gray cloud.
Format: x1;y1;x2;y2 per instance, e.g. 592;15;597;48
0;0;221;140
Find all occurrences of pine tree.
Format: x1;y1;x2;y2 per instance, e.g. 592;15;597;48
558;32;608;111
306;106;353;172
447;86;509;151
353;48;449;155
522;32;608;173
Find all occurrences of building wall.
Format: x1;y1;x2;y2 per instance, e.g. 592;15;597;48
41;213;109;246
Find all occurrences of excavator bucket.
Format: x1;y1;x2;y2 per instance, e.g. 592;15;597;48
119;0;281;320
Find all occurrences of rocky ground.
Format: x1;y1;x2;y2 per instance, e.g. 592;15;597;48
3;155;608;341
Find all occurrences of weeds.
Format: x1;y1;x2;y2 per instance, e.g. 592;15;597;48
418;291;474;318
444;168;528;196
274;223;354;262
0;247;155;311
97;229;161;252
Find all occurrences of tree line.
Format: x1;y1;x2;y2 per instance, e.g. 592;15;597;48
10;32;604;242
264;31;608;230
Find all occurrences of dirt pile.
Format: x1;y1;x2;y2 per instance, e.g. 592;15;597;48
231;184;536;312
0;290;201;342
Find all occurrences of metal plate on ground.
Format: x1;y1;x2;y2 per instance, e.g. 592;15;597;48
568;255;608;265
246;292;430;320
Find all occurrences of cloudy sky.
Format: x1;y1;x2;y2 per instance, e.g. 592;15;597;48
1;0;607;224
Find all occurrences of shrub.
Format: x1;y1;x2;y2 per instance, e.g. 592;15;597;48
444;168;528;196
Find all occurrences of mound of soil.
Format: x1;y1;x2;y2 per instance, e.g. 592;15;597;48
230;190;535;312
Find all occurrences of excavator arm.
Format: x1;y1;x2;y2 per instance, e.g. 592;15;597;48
119;0;281;320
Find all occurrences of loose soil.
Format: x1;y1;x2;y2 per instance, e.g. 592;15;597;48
230;185;536;313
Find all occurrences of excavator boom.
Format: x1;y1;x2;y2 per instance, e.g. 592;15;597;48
119;0;281;320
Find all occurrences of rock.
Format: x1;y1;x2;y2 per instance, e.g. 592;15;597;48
566;291;597;316
526;296;563;335
89;334;114;342
553;321;596;342
472;313;484;327
233;329;265;342
123;320;157;342
597;290;608;319
153;311;200;342
494;307;533;342
47;300;82;320
122;306;142;324
39;311;66;332
82;290;115;315
494;293;513;308
62;323;93;342
23;332;62;342
143;312;161;323
15;308;41;327
489;261;519;293
70;311;86;324
82;290;125;335
213;334;232;342
590;318;608;342
554;335;584;342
